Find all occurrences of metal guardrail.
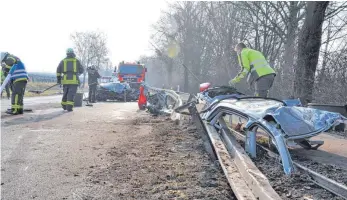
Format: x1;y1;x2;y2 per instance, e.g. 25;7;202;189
230;128;347;200
161;87;347;199
146;86;281;199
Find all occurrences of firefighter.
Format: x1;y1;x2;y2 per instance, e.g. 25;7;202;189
87;65;101;103
1;61;12;99
0;52;28;115
56;48;84;111
229;43;276;98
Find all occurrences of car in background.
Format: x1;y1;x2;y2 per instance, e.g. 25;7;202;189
96;78;139;102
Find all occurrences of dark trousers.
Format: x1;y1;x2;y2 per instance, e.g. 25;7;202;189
254;74;275;98
88;84;97;102
11;81;27;113
61;84;78;111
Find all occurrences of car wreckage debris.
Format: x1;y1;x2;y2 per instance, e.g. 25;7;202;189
146;84;347;200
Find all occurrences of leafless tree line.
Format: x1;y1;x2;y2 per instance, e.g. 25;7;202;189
140;1;347;105
70;30;113;87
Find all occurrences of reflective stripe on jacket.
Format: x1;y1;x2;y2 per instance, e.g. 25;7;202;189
9;61;29;83
56;56;84;85
235;48;275;84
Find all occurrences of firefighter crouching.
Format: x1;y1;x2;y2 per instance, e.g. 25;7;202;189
0;52;29;115
87;65;101;103
56;48;84;112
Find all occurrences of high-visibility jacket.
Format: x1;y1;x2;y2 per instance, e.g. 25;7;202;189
9;61;29;83
233;48;275;84
56;55;84;85
4;55;29;83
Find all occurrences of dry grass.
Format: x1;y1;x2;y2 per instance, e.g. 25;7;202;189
24;82;62;97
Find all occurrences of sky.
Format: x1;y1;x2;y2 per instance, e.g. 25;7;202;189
0;0;169;73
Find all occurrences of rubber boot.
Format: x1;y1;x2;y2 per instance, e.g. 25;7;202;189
66;105;73;112
6;109;19;115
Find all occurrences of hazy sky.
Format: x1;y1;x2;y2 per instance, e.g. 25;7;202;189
0;0;168;73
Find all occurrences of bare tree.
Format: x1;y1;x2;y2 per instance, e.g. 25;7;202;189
142;1;347;104
70;30;109;87
294;1;330;105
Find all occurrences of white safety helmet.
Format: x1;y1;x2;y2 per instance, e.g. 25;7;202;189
66;48;74;54
0;52;9;62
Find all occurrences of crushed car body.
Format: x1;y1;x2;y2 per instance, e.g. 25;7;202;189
96;81;139;102
192;85;347;175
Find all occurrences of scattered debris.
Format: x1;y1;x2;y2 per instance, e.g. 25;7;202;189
84;116;235;199
252;145;346;200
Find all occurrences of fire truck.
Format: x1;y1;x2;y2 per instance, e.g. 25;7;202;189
115;61;147;89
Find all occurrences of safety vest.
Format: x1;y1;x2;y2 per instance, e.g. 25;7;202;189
238;48;275;84
9;61;29;83
61;58;78;85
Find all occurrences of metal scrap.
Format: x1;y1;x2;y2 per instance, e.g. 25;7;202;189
179;85;347;175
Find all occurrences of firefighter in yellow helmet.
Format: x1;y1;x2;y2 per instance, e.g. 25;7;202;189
56;48;84;111
229;43;276;97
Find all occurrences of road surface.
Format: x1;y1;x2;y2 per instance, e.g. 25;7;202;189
1;102;233;200
1;94;346;200
1;93;89;113
1;95;61;112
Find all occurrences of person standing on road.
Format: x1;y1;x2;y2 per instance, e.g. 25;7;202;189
56;48;84;112
87;65;101;103
229;43;276;98
1;52;29;115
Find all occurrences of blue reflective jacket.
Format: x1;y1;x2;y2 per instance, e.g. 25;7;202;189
9;61;28;83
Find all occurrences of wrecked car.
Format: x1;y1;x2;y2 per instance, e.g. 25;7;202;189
194;83;347;174
96;81;139;102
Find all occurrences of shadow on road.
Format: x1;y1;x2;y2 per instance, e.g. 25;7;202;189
1;110;66;127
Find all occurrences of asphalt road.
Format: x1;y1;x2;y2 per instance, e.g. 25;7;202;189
1;93;88;113
1;95;61;112
0;102;139;200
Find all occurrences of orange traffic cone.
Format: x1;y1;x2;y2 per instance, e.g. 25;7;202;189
138;85;147;110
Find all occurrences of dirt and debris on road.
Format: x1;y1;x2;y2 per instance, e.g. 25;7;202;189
253;146;346;200
1;103;233;200
81;116;234;200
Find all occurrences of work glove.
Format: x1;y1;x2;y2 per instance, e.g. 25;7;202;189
57;77;61;84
